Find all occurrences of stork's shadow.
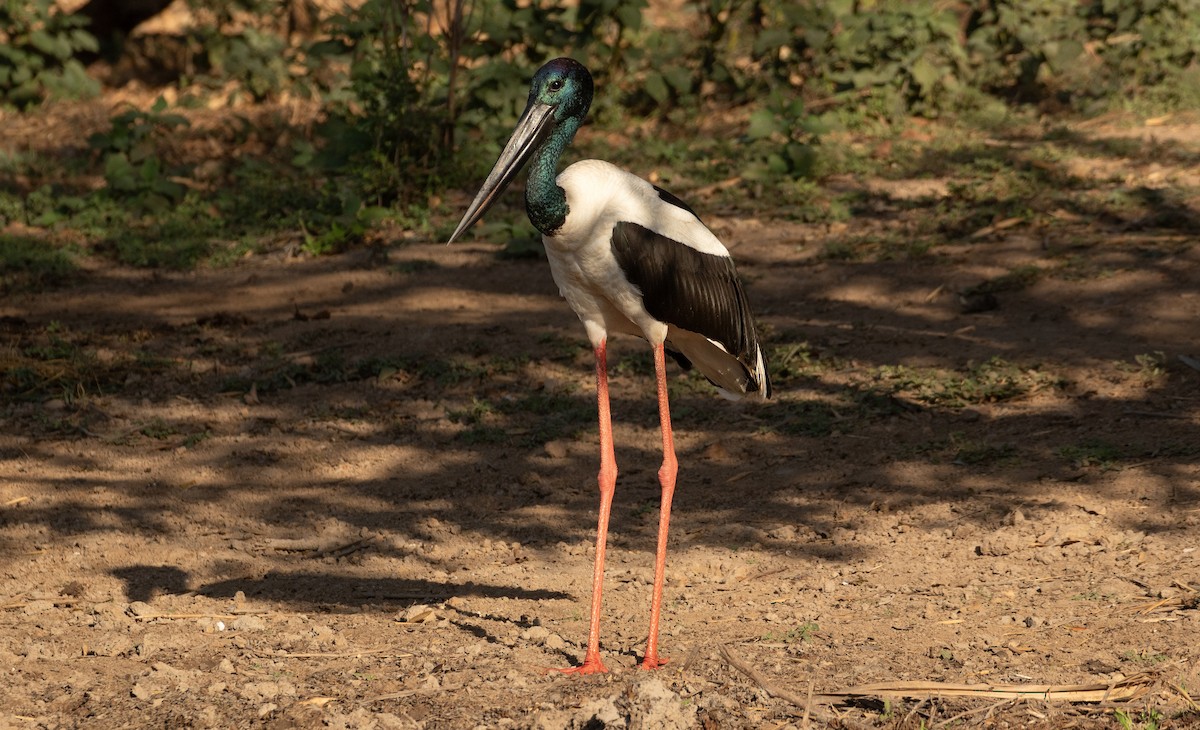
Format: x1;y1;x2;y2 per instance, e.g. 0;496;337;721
110;566;571;608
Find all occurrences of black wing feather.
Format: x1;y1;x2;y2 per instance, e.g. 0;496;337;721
610;221;764;390
653;185;699;218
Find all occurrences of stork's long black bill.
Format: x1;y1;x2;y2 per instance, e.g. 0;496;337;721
447;102;558;243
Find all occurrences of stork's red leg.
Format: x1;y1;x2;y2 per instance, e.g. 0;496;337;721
641;342;677;670
555;340;616;675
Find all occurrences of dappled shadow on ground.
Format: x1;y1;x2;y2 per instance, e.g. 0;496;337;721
2;121;1198;612
4;119;1200;730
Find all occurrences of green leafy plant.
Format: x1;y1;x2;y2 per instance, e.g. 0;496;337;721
87;97;191;211
177;0;296;101
965;0;1088;100
745;92;822;180
820;1;968;116
1083;0;1200;109
0;0;99;108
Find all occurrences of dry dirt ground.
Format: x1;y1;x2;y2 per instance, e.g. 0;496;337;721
3;105;1200;729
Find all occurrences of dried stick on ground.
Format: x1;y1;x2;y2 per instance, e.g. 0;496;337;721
718;644;863;729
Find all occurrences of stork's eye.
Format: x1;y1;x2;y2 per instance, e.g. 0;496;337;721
549;79;564;92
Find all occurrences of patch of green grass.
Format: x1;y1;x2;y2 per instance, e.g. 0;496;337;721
458;425;508;445
761;621;819;644
0;234;78;291
908;432;1019;466
220;352;407;395
843;387;920;419
1115;708;1163;730
1119;650;1170;666
2;324;128;403
613;350;654;377
868;357;1061;408
819;240;861;262
139;418;178;440
769;341;842;386
1117;351;1168;385
631;500;656;519
448;398;493;426
413;356;489;388
496;391;594;446
953;440;1018;466
95;195;223;269
537;331;584;362
878;235;939;261
764;400;837;437
1058;440;1124;470
182;430;213;448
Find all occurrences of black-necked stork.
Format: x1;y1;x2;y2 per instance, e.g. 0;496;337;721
448;57;771;674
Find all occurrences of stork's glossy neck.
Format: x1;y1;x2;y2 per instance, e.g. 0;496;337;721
525;116;582;236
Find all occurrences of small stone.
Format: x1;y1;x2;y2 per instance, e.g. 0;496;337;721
94;601;130;618
258;703;277;718
576;698;622;728
131;683;152;700
768;525;797;541
218;658;235;673
523;625;550;643
544;440;568;459
702;441;730;461
400;604;438;624
543;633;566;652
127;601;154;617
242;680;279;701
231;615;266;631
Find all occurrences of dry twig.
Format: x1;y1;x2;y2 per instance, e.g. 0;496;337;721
934;698;1018;728
255;648;413;659
901;697;929;727
816;672;1157;703
719;644;858;728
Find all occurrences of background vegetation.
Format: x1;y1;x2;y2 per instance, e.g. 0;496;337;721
1;0;1198;277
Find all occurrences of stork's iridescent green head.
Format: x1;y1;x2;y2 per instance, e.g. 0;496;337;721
448;58;594;242
528;57;594;125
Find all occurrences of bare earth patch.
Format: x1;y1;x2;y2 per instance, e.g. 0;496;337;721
2;112;1200;728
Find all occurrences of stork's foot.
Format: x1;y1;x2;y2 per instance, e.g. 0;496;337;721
551;656;609;675
639;655;669;671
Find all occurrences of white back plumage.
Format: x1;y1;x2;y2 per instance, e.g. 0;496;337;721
542;160;770;400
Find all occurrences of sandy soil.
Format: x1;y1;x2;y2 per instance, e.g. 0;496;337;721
2;109;1200;728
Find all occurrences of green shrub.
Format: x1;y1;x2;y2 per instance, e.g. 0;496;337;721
0;0;99;108
965;0;1088;99
87;97;191;212
1082;0;1200;108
